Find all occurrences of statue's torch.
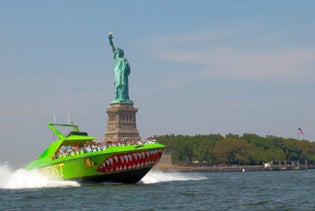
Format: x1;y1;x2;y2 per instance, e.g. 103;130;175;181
108;32;113;40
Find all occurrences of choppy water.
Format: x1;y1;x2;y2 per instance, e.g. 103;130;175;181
1;163;315;210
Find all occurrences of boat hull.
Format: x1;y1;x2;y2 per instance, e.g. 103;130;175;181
75;167;152;184
26;144;164;184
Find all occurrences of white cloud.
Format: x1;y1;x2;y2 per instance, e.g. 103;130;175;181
141;30;315;84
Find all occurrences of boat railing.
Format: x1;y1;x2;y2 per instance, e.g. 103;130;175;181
48;123;80;139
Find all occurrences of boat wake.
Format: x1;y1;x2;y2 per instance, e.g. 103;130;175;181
140;170;207;184
0;162;80;189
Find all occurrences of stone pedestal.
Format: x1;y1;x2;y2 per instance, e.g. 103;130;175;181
104;103;141;144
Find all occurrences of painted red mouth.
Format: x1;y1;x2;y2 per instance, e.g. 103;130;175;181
97;149;163;173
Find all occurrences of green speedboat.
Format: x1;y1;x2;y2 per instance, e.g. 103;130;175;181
25;123;165;183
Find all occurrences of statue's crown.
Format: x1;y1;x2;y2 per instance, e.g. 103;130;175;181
115;48;124;57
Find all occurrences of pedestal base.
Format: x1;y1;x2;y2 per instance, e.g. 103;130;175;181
104;103;141;144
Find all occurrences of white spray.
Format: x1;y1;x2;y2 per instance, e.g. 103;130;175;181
0;162;80;189
140;170;207;184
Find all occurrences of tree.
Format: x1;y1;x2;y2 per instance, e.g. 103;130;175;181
156;133;315;166
214;137;251;165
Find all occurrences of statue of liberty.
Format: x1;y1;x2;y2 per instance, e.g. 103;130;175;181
108;32;132;104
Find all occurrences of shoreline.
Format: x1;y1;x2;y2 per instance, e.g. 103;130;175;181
154;164;313;172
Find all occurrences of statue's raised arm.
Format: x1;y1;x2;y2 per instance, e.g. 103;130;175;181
108;32;116;54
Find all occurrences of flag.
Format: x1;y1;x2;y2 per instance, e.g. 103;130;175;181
298;127;304;135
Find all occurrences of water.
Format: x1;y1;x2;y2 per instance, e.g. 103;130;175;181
1;163;315;210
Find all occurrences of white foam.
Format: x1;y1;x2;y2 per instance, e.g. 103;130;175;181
140;170;207;184
0;162;80;189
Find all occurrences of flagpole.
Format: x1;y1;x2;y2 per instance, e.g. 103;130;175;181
298;126;301;140
297;127;304;140
298;130;300;140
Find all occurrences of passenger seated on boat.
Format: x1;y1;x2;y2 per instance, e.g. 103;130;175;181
91;142;97;152
52;153;58;160
53;141;113;159
83;142;92;152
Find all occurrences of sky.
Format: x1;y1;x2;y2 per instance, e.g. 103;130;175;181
1;0;315;167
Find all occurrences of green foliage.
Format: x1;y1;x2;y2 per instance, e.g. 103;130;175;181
156;133;315;165
214;137;251;165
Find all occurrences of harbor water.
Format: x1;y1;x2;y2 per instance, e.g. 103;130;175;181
1;164;315;210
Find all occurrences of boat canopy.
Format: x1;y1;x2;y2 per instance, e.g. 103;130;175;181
48;123;96;141
37;123;97;159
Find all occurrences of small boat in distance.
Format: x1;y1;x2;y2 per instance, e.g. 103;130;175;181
25;123;165;184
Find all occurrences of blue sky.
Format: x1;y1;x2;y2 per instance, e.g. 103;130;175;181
1;1;315;167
